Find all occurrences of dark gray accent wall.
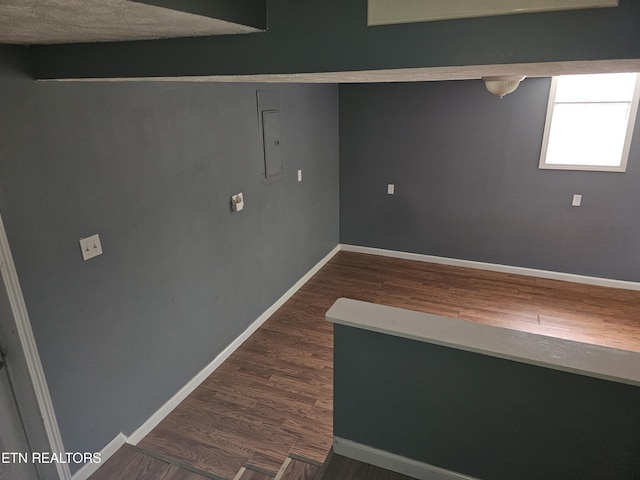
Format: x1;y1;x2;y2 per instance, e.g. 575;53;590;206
334;324;640;479
0;46;338;467
339;79;640;282
32;0;640;79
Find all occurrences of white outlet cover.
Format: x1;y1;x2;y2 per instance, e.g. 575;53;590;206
297;169;303;182
79;234;103;261
231;192;244;212
387;184;395;195
572;194;582;207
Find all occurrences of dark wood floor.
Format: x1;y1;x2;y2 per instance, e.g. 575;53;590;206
277;457;322;480
88;444;215;480
317;451;416;480
90;251;640;480
235;466;275;480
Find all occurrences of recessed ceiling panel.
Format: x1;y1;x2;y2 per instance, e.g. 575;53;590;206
368;0;619;26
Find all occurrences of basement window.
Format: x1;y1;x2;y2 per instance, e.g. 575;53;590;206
539;72;640;172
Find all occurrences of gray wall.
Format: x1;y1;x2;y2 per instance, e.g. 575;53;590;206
334;324;640;479
33;0;640;79
339;79;640;282
0;45;339;466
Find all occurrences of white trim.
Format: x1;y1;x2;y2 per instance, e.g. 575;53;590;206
538;76;560;170
126;245;341;445
538;72;640;172
333;437;479;480
71;433;126;480
0;216;72;480
339;244;640;291
621;73;640;171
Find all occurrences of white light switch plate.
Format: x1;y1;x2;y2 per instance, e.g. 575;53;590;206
297;169;303;182
387;184;395;195
79;234;102;261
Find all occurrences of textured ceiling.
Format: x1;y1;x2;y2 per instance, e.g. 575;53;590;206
0;0;261;45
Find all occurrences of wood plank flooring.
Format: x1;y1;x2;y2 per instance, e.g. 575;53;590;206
321;252;640;351
91;251;640;480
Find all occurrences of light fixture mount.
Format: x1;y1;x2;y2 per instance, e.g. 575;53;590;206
482;76;526;98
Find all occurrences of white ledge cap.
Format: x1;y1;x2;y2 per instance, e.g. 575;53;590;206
326;298;640;387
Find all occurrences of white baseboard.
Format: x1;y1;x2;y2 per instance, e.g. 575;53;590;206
333;437;478;480
77;245;340;476
126;244;341;445
72;433;127;480
340;244;640;291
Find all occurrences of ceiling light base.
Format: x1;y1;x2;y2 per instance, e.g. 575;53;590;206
482;76;526;98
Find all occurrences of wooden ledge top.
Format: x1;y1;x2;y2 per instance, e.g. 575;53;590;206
326;298;640;387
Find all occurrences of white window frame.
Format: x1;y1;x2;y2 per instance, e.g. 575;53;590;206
538;73;640;172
